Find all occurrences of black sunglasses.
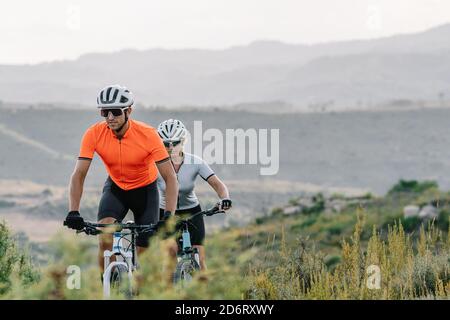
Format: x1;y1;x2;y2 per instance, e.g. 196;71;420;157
100;107;129;117
164;140;182;147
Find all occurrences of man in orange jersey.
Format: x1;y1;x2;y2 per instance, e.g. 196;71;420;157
64;85;178;273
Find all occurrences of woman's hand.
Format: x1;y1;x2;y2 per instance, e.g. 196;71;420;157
219;198;232;211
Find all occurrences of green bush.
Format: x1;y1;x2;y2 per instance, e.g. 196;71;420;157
388;180;438;195
0;221;40;295
436;210;450;231
302;193;325;215
290;216;318;232
327;223;346;236
324;255;341;270
255;216;268;225
400;216;422;233
270;207;284;217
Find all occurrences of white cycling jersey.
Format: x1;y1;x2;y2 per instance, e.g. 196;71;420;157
157;153;215;210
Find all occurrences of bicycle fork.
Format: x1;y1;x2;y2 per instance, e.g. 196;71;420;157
102;232;133;298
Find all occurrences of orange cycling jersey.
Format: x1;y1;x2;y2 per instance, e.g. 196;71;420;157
79;119;169;190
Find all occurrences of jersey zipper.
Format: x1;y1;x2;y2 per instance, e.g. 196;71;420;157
119;138;123;184
171;159;183;210
176;174;180;210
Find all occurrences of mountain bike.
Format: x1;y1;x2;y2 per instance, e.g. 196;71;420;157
172;204;224;286
63;205;223;295
64;220;157;299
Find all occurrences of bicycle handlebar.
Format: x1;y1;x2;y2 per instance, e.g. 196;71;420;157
76;221;158;236
66;205;225;236
187;205;224;220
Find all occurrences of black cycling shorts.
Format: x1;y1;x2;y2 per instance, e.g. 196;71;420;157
98;177;159;248
159;204;205;246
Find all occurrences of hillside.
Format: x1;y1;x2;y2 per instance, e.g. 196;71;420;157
0;179;448;299
226;179;449;299
2;107;450;194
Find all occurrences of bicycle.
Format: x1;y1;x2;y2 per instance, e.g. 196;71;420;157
171;204;224;286
63;205;224;296
64;219;157;299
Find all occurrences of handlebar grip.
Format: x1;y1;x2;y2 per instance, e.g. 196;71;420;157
205;207;223;216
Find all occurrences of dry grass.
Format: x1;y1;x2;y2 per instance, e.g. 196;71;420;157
248;214;450;299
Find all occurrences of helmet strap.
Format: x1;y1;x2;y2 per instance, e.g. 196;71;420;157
113;109;129;134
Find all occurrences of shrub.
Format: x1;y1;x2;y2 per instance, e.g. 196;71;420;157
302;193;325;215
388;180;438;195
249;215;450;299
270;207;284;217
400;216;422;233
0;221;40;295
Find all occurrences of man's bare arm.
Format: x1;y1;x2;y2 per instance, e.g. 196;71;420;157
69;159;91;211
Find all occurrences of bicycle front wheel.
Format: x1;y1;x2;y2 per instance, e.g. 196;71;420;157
173;258;200;285
110;264;132;299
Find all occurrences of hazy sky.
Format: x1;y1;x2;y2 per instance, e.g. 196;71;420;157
2;0;450;65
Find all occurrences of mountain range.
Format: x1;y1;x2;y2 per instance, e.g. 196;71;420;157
2;24;450;109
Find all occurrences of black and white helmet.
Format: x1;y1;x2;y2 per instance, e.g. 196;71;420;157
157;119;187;141
97;85;134;108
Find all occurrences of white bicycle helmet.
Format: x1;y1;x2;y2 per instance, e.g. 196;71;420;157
157;119;187;141
97;85;134;108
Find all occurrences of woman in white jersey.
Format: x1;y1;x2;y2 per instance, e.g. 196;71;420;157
157;119;232;270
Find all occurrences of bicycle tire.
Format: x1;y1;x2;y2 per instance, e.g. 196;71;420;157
110;264;132;299
173;258;200;285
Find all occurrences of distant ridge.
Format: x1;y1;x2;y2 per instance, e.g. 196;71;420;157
2;24;450;109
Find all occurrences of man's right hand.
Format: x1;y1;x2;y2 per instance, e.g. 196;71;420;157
64;211;85;230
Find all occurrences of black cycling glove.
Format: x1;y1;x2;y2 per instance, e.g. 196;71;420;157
64;211;85;230
219;198;232;210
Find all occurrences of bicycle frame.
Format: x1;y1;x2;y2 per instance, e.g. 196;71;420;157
175;207;223;268
178;222;200;265
171;206;224;285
